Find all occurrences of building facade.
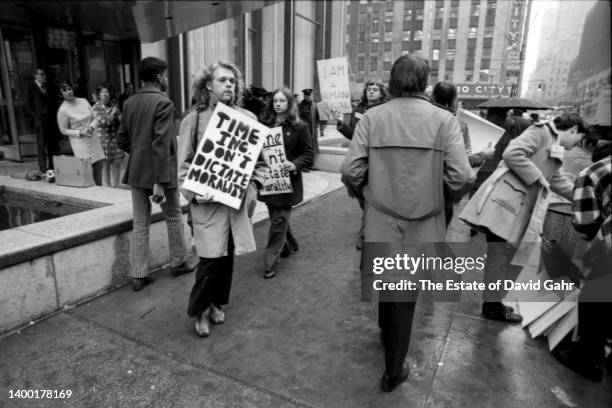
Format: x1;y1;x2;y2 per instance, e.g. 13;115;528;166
342;0;529;108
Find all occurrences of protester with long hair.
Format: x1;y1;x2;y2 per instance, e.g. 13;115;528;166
342;55;473;392
56;82;104;185
336;79;387;140
177;61;267;337
258;87;313;279
93;83;125;187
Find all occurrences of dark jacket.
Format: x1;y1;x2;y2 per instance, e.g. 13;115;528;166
337;101;385;140
25;82;51;120
258;120;314;207
117;86;178;189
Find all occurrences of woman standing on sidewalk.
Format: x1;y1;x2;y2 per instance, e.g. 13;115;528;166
56;82;104;185
92;84;125;187
259;87;313;279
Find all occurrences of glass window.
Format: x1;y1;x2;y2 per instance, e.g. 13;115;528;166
481;59;490;69
432;49;440;61
468;27;478;38
414;30;423;40
358;42;365;52
471;4;480;16
416;8;424;20
450;5;459;18
403;20;411;31
402;41;410;51
403;30;411;41
465;72;473;82
435;6;444;19
447;39;456;49
386;1;394;12
448;28;456;39
372;22;380;32
433;40;441;49
432;29;442;40
370;57;378;71
371;41;378;52
481;47;492;58
357;58;364;71
385;21;392;32
484;26;494;37
383;60;392;70
384;41;392;51
446;49;455;60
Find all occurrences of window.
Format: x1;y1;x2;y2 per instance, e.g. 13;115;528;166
447;39;456;49
372;22;380;32
371;41;378;52
373;2;381;13
359;24;366;33
430;70;439;83
359;4;367;13
481;58;490;69
434;19;443;29
445;73;453;81
402;41;410;51
414;30;423;40
445;60;455;70
484;26;494;37
435;6;444;19
432;49;440;61
403;20;411;31
480;72;489;81
403;30;411;41
432;29;442;40
370;57;378;71
385;21;392;32
386;1;394;12
446;49;455;60
449;18;458;28
481;47;492;58
416;8;424;20
358;42;365;52
383;60;392;70
468;27;478;38
359;32;365;41
384;41;392;51
450;5;459;18
470;16;479;26
471;3;480;16
465;72;473;82
467;38;477;49
357;58;364;71
433;40;441;49
483;38;493;48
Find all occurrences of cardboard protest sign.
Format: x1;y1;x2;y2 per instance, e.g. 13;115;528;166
259;127;293;195
182;103;266;210
456;108;505;153
317;57;352;114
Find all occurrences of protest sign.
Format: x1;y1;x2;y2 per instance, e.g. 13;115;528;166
260;126;293;195
182;103;266;209
317;57;352;114
456;108;505;153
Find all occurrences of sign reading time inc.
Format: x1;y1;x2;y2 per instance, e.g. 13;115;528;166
456;84;513;99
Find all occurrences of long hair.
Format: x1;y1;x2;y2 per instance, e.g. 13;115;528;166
360;79;387;106
388;55;429;97
431;81;457;111
191;61;245;109
260;87;300;126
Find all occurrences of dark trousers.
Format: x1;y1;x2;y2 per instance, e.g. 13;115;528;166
378;301;417;376
92;159;103;186
264;205;298;270
483;231;519;302
35;118;59;171
187;233;235;317
576;248;612;364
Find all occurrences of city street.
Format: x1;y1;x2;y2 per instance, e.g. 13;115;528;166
1;173;609;407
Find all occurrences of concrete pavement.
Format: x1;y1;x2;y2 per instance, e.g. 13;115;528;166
1;173;611;407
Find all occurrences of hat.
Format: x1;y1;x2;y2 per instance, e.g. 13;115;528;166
302;88;313;96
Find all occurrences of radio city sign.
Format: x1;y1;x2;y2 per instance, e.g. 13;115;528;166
456;84;513;99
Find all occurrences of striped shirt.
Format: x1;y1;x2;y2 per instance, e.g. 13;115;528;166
572;156;611;246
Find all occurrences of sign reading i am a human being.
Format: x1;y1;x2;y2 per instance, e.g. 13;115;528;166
182;103;266;209
259;126;293;195
317;57;352;114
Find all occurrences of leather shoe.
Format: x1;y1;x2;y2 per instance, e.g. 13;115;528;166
209;304;225;324
482;302;522;323
195;309;211;337
132;276;154;292
380;368;409;392
264;269;277;279
552;346;603;382
171;257;198;277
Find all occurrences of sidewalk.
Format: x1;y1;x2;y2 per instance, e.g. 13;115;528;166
1;181;610;407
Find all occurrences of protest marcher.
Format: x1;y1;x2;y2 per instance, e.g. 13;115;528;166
460;113;589;323
244;85;268;121
431;81;495;226
117;57;197;292
552;134;611;382
93;84;125;188
25;68;60;172
56;82;104;185
336;79;387;140
341;55;473;392
258;87;313;279
336;79;387;249
298;88;325;166
178;61;267;338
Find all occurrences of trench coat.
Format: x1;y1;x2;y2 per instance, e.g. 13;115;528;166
341;95;474;243
177;105;266;258
459;122;574;242
117;87;178;189
257;119;313;207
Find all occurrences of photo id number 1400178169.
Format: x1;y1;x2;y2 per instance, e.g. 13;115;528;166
9;389;72;399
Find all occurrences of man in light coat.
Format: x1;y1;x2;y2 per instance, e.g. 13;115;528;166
341;55;473;392
117;57;197;292
177;61;266;338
